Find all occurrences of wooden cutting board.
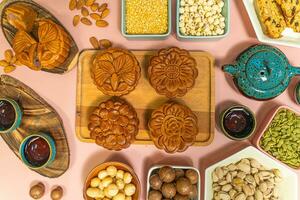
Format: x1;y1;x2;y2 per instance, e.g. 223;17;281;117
0;0;79;74
76;49;215;146
0;75;70;178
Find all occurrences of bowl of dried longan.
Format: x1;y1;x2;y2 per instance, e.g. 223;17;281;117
84;162;140;200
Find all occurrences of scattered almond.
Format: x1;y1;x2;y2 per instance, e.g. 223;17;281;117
98;3;108;12
4;49;13;62
73;15;81;26
14;59;22;66
90;13;102;21
81;17;92;25
0;60;9;67
69;0;77;10
96;20;108;27
4;65;16;73
99;39;112;49
90;37;100;49
81;7;89;17
76;0;85;10
91;3;99;12
101;8;110;19
10;56;17;64
85;0;95;7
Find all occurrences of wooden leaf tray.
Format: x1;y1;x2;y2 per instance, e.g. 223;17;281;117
0;75;70;178
0;0;79;74
76;49;215;146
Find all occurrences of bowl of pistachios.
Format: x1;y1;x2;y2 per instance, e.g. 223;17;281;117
255;106;300;170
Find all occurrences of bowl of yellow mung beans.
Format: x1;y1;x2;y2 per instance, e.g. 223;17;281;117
121;0;171;39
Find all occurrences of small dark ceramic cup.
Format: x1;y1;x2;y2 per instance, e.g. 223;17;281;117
19;133;56;169
220;105;256;141
0;98;22;134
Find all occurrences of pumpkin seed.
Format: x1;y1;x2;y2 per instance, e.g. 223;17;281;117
81;17;92;25
81;7;89;17
0;60;9;67
91;3;99;12
85;0;95;6
76;0;85;10
89;37;100;49
4;49;13;62
69;0;77;10
73;15;81;26
101;8;110;19
96;20;108;27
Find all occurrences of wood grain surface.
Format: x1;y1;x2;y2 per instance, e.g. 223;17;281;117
76;50;215;147
0;75;70;178
0;0;79;74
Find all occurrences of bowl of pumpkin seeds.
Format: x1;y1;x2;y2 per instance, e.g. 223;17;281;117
255;106;300;169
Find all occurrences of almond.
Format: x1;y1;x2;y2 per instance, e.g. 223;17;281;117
91;3;99;12
4;49;13;62
101;8;110;19
73;15;81;26
0;60;9;67
96;20;109;27
10;56;17;64
98;3;108;12
76;0;85;10
89;37;100;49
90;13;102;21
81;7;89;16
4;65;16;73
85;0;95;6
99;39;112;49
81;17;92;25
69;0;77;10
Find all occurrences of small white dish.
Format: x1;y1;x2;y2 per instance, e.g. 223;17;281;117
243;0;300;48
204;146;298;200
147;165;200;200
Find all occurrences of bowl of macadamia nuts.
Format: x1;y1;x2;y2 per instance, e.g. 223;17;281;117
84;162;140;200
147;165;200;200
176;0;230;40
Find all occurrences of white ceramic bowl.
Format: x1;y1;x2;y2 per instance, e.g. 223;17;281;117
147;165;200;200
243;0;300;48
204;146;298;200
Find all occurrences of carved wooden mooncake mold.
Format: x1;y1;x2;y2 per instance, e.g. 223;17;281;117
88;98;139;151
148;101;198;153
148;47;198;98
91;48;141;96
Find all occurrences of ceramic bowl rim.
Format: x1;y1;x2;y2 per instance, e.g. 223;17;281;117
254;105;300;170
19;133;56;169
0;98;22;134
220;105;257;141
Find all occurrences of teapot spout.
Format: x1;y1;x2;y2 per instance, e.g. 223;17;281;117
222;64;238;76
291;66;300;76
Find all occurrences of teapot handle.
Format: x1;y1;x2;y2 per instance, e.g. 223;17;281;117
222;64;238;76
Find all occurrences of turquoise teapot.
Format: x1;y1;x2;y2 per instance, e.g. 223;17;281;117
223;44;300;100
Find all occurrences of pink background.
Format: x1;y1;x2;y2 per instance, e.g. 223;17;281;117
0;0;299;199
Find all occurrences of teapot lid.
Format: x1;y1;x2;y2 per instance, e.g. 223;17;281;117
224;45;296;100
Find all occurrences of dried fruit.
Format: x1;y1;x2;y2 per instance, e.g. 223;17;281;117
85;0;95;7
69;0;77;10
99;39;112;49
96;20;108;27
91;3;99;12
81;7;89;17
90;36;100;49
81;17;92;25
51;186;63;200
29;182;45;199
0;60;9;67
4;49;13;62
90;13;102;21
73;15;81;26
76;0;85;10
101;8;110;19
98;3;108;12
